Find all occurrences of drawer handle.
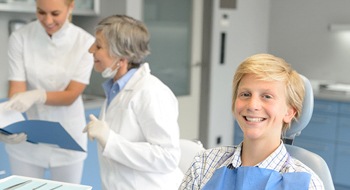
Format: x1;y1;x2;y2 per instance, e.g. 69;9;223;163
311;117;333;124
314;104;332;109
337;149;350;155
298;143;330;151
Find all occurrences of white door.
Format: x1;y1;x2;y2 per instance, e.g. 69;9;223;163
142;0;203;140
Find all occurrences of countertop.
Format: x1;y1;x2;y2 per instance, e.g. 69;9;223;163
82;94;105;110
313;90;350;102
311;80;350;102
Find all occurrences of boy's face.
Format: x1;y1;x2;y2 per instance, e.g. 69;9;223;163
234;74;295;142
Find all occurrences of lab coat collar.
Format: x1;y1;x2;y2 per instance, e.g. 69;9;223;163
102;68;138;106
123;63;151;90
50;19;70;39
35;19;70;40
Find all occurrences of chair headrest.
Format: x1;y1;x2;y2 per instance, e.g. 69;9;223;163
284;75;314;141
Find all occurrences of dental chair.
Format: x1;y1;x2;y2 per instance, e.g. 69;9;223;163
283;75;335;190
180;75;334;188
179;139;205;174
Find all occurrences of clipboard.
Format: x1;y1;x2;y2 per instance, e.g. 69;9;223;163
0;120;85;152
0;102;85;152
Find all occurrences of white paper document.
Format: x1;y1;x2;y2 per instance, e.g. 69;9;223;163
0;102;85;152
0;175;92;190
0;102;25;128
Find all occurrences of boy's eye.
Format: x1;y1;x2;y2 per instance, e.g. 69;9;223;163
239;92;250;97
263;94;272;99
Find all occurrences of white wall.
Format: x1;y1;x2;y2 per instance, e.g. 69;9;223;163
269;0;350;83
0;0;128;98
0;12;35;98
3;1;349;147
0;1;271;147
200;0;271;148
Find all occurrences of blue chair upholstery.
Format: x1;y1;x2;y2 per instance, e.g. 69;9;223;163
283;75;334;190
284;75;314;144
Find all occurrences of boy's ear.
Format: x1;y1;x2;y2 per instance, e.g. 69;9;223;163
283;107;296;124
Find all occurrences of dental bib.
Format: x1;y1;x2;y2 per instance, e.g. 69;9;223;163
202;166;311;190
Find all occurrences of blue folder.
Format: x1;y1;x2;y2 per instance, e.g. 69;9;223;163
0;120;85;152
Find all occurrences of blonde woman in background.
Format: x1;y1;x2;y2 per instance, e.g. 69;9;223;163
4;0;94;183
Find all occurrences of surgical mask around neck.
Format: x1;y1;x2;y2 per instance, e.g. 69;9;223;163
102;62;120;78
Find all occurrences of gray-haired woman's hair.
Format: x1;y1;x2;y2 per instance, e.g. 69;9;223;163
95;15;150;64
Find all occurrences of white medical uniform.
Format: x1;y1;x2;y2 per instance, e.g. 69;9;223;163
6;20;94;168
98;63;183;190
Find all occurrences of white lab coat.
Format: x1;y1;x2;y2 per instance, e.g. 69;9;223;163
6;20;94;167
98;63;183;190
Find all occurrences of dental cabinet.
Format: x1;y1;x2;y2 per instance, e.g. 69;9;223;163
296;98;350;190
233;98;350;190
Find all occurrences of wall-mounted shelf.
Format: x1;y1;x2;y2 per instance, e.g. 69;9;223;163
328;24;350;32
0;0;100;16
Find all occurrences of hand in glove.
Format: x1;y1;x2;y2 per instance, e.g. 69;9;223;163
0;133;27;144
5;89;47;112
83;114;110;148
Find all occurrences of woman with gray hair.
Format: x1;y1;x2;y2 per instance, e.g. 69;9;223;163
84;15;183;189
